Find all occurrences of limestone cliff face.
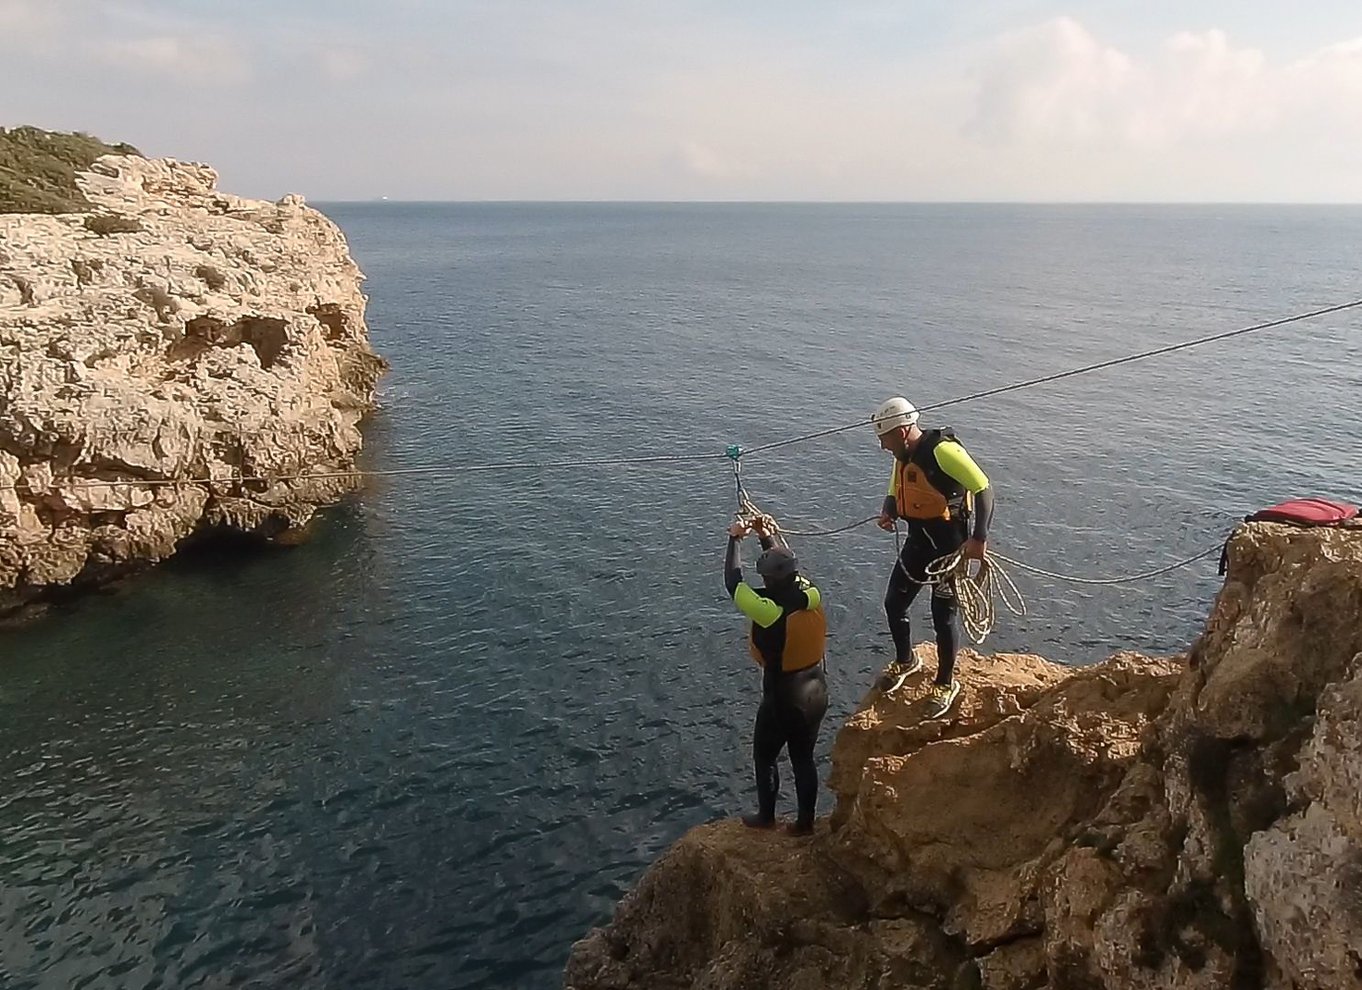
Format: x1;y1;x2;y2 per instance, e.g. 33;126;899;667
564;522;1362;990
0;155;387;617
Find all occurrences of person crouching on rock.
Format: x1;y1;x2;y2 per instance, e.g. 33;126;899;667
724;515;829;836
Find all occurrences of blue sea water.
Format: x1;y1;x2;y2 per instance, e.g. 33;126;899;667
1;204;1359;989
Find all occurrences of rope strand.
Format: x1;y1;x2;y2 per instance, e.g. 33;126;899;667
4;296;1356;492
989;545;1222;586
741;295;1362;456
0;451;729;493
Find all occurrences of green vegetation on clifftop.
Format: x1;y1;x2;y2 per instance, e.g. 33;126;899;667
0;126;141;214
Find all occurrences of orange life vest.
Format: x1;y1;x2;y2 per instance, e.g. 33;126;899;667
748;606;826;672
894;428;972;523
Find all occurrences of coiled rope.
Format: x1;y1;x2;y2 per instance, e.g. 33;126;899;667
729;490;1223;642
922;549;1028;645
920;543;1224;642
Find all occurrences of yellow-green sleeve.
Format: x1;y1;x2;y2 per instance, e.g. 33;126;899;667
733;584;783;628
934;441;990;493
792;575;822;610
887;465;898;497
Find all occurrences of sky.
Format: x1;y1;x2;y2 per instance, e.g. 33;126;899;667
2;0;1361;202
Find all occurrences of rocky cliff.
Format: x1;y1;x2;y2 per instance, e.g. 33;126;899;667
565;521;1362;990
0;150;387;618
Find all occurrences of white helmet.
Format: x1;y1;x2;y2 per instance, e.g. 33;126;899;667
871;396;919;436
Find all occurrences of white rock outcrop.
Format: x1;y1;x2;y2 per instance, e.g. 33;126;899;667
0;155;387;617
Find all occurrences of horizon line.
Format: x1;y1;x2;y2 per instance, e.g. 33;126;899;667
307;198;1362;207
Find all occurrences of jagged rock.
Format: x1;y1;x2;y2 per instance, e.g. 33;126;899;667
563;820;963;990
0;154;387;616
1239;652;1362;990
565;524;1362;990
828;648;1181;952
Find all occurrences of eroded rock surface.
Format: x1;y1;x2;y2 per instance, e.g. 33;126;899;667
1;155;387;615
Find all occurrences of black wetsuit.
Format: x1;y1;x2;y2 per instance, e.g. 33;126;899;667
885;516;969;683
883;432;995;686
725;536;829;830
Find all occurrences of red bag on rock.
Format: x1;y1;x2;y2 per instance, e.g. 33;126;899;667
1246;498;1357;526
1219;498;1358;575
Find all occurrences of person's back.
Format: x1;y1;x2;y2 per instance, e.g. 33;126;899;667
724;517;829;835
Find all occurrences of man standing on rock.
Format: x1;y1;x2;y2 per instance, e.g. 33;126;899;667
872;396;995;718
724;515;829;836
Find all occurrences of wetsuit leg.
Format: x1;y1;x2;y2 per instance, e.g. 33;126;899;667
748;693;785;826
930;584;960;686
922;520;967;685
782;666;829;832
884;540;928;662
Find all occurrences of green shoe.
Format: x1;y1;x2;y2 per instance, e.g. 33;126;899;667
876;651;923;694
925;680;961;719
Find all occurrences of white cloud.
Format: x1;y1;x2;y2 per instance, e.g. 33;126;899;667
0;1;252;86
6;4;1362;201
967;17;1362;154
94;35;252;86
968;17;1134;145
1281;37;1362;127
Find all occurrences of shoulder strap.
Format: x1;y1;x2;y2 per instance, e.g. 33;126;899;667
913;427;967;502
912;428;944;461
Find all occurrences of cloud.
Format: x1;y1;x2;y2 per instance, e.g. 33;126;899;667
93;35;252;86
967;17;1362;153
0;2;252;86
6;3;1362;201
967;18;1136;145
1282;37;1362;127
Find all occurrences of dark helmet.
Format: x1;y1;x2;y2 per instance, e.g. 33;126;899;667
756;546;799;582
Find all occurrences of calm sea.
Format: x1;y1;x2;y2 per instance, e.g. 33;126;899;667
2;204;1359;989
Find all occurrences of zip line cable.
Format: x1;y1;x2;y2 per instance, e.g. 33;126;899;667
0;451;730;493
738;295;1362;456
3;297;1339;633
2;295;1358;495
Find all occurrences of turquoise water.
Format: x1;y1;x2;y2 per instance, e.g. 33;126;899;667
2;204;1359;988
